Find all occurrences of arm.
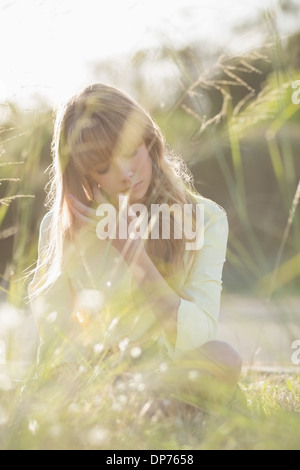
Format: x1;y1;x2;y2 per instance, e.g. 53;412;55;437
168;206;229;359
68;192;180;344
123;250;181;346
68;192;229;358
28;213;78;364
115;202;228;355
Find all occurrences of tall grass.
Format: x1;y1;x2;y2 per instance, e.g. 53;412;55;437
0;27;300;449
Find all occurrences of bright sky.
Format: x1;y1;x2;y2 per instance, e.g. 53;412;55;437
0;0;297;108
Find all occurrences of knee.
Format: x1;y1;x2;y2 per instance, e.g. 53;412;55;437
198;340;243;386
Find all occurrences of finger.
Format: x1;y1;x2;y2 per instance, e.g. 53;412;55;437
68;194;96;218
69;204;97;228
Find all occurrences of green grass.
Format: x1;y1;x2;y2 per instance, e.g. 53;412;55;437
0;363;299;450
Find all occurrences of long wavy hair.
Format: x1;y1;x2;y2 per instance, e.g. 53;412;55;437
30;83;200;296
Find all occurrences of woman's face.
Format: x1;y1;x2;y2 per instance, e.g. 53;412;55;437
88;143;153;204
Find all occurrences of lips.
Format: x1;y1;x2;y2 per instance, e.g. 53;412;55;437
133;181;142;190
123;181;142;192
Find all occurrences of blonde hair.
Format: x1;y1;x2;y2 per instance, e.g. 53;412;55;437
31;83;200;296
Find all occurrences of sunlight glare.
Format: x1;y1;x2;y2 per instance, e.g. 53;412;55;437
46;311;58;324
0;370;12;392
0;0;295;107
76;289;105;312
0;303;22;332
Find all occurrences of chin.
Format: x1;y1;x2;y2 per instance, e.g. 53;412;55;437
130;190;147;203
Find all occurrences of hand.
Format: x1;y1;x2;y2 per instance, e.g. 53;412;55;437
68;186;147;264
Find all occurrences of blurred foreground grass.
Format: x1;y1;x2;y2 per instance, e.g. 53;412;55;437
0;362;299;450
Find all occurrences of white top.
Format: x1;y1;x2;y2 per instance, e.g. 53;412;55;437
29;194;229;364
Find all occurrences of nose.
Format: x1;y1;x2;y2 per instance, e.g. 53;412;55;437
116;159;135;182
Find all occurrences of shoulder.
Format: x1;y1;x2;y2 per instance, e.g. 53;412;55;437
190;192;228;227
189;193;229;259
183;193;229;273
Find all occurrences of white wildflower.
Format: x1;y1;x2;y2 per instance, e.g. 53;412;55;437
130;347;142;359
119;338;129;353
28;419;39;435
93;343;105;355
88;426;109;447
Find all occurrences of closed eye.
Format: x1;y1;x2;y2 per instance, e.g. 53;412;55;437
98;166;110;175
97;146;140;174
125;150;138;159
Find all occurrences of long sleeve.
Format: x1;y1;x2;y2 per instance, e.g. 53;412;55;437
166;199;229;359
29;198;229;364
28;213;78;364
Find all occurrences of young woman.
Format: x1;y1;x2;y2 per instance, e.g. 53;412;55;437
29;83;242;401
